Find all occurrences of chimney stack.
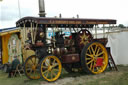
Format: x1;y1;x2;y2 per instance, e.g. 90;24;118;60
39;0;46;17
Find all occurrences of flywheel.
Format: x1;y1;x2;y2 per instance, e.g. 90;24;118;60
77;29;93;50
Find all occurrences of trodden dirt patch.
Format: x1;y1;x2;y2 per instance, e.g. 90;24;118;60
40;71;123;85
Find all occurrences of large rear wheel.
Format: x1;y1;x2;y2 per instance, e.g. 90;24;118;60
24;55;40;79
40;55;62;82
81;41;108;74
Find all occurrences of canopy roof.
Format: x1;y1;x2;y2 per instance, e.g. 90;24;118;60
0;27;20;36
16;16;116;28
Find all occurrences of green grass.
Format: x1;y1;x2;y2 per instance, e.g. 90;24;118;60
0;68;69;85
76;66;128;85
0;66;128;85
0;71;42;85
84;72;128;85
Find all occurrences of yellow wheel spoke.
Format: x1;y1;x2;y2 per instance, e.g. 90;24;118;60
96;51;104;57
94;45;98;55
89;62;93;70
34;57;36;65
88;47;91;54
51;71;53;79
41;65;48;69
30;58;34;65
52;70;57;76
34;69;36;78
27;60;33;66
86;53;93;58
96;47;100;55
53;68;59;72
97;56;104;59
80;41;84;44
52;63;59;68
42;70;49;75
52;59;56;66
86;57;92;60
90;46;95;55
87;59;94;65
46;71;49;78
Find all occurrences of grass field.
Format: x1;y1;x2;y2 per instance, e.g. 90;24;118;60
0;65;128;85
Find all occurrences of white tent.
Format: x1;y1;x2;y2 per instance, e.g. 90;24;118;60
107;30;128;65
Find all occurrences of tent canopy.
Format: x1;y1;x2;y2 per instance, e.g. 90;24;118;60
16;16;116;28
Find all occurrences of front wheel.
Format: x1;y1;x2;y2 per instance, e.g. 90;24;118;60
24;55;40;80
81;41;108;74
39;55;62;82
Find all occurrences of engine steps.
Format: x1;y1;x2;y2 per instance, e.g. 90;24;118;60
106;47;118;71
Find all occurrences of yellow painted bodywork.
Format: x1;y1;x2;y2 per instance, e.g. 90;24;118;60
23;50;35;62
0;29;20;64
0;29;35;64
1;34;11;64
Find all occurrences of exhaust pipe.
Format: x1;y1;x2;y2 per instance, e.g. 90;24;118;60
39;0;46;17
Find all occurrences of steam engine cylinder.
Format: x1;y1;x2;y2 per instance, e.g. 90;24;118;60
52;48;67;56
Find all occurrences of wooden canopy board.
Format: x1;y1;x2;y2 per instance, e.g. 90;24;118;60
16;17;116;28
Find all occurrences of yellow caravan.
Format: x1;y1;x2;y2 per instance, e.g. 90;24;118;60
0;27;22;72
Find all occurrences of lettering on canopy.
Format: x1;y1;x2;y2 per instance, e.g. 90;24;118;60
86;21;108;24
48;20;109;25
49;20;82;24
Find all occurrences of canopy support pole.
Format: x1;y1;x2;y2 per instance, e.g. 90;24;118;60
103;24;105;38
95;24;97;39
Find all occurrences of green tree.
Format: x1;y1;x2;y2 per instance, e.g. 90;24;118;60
118;24;125;28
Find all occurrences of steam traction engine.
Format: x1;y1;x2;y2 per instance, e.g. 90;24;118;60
16;17;116;82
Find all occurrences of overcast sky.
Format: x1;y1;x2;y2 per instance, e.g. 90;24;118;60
0;0;128;28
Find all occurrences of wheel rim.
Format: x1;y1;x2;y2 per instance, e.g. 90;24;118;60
40;55;62;82
84;42;108;74
24;55;40;79
77;29;93;50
